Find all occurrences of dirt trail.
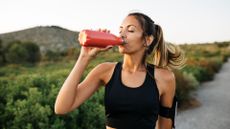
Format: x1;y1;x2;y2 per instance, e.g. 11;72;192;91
176;59;230;129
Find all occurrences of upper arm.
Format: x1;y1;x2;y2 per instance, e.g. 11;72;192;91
160;72;176;107
156;69;176;129
69;62;113;111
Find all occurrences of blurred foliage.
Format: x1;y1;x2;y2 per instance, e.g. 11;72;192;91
0;39;5;65
1;40;41;65
174;71;199;102
0;41;230;128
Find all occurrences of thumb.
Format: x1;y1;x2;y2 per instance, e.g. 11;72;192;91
99;45;114;52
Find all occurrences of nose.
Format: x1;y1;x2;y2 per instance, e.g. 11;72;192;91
119;30;127;39
119;31;127;44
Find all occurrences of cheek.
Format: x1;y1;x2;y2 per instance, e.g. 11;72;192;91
127;33;144;44
118;33;144;53
129;38;144;49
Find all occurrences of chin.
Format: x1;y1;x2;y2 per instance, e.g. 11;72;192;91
118;46;126;54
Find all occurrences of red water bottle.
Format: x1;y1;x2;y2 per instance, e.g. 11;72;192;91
78;29;124;48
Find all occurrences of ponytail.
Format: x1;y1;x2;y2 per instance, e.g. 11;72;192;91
150;24;186;69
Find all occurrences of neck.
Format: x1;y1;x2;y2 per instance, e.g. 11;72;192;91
123;51;146;73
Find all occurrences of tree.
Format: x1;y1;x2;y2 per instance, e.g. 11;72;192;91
5;41;28;64
22;42;41;63
4;41;41;64
0;39;4;65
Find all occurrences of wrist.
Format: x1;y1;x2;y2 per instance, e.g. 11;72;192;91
78;54;93;62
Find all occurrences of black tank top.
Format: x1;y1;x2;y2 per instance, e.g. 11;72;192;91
104;62;160;129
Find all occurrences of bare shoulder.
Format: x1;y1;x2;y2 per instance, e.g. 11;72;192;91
155;67;175;82
94;62;117;85
95;62;117;72
155;67;176;96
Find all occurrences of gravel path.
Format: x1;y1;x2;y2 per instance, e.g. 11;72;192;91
176;59;230;129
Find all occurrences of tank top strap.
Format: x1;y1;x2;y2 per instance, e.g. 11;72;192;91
105;62;122;88
146;63;160;99
146;63;155;79
114;61;122;80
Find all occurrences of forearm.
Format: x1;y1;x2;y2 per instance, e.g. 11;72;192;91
54;55;91;114
156;117;172;129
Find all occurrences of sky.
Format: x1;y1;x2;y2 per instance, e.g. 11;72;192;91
0;0;230;44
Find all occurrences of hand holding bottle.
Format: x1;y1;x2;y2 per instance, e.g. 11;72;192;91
78;29;124;48
78;29;114;59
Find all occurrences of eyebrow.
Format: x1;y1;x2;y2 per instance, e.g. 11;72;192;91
119;24;137;29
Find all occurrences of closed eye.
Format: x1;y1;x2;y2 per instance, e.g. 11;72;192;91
128;30;134;32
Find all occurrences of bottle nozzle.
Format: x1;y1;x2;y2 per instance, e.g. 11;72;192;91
121;39;127;45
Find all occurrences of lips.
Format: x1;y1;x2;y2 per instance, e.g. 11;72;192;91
122;38;128;45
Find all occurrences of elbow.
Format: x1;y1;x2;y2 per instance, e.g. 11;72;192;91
54;107;67;115
54;103;69;115
54;110;64;115
54;107;71;115
54;99;79;115
55;106;79;115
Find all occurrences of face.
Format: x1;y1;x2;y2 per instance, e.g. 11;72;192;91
118;16;146;54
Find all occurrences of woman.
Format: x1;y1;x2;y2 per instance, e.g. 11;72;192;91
55;12;185;129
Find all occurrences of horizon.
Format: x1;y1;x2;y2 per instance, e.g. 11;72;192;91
1;25;229;45
0;0;230;44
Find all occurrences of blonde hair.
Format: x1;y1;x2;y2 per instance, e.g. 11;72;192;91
151;25;186;69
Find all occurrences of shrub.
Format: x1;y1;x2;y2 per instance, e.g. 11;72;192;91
22;42;41;63
0;71;106;129
174;70;199;103
44;50;61;61
4;41;41;64
5;42;29;63
7;88;52;129
0;40;5;65
65;47;80;59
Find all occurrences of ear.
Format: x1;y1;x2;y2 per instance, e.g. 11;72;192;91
145;35;154;46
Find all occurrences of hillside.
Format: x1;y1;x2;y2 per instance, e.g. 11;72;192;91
0;26;79;53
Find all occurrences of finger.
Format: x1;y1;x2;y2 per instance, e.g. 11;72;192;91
102;29;107;32
104;29;110;33
105;45;113;49
90;48;99;55
100;45;113;51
